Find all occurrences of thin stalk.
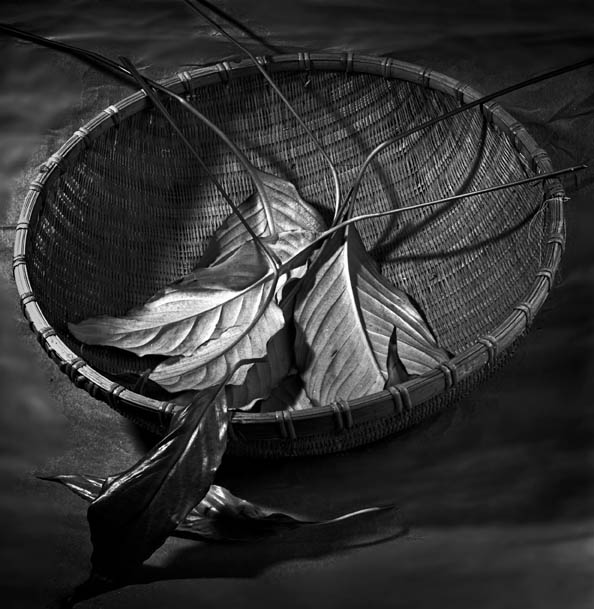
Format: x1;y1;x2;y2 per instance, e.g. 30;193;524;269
153;85;278;238
339;55;594;222
279;163;587;276
119;56;280;270
182;0;342;220
0;22;278;239
185;0;284;55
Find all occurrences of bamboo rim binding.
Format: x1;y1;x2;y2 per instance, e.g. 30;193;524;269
13;53;566;456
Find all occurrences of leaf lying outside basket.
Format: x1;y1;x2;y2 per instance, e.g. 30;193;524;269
6;12;592;600
85;387;228;577
43;477;394;543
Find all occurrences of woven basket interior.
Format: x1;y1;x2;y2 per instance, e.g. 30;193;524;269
26;70;546;397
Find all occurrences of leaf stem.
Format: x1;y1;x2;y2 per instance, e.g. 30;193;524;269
182;0;342;220
119;56;281;270
184;0;284;54
0;22;279;241
338;55;594;221
279;163;587;275
175;268;281;372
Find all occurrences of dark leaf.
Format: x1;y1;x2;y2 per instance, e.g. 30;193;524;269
42;477;395;543
385;327;411;387
85;387;228;577
178;485;395;541
38;473;105;502
294;226;450;406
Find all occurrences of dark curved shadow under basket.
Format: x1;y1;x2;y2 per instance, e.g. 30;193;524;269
13;53;565;457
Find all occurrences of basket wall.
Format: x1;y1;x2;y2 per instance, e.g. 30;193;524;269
15;57;564;456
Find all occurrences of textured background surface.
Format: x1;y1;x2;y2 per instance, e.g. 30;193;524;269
1;1;593;608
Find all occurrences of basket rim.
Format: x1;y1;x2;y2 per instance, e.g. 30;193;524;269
13;52;566;445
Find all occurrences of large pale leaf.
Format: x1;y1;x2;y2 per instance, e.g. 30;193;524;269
69;231;318;394
199;170;326;267
84;388;228;576
68;240;272;357
149;298;289;393
293;226;450;406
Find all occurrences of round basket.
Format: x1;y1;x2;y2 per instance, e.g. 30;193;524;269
13;53;564;458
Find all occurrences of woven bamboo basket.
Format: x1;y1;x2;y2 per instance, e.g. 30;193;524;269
13;53;564;458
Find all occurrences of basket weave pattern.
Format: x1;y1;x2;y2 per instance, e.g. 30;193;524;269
14;55;564;457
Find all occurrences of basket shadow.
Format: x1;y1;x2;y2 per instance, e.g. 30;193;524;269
248;72;405;227
369;118;490;261
383;201;538;264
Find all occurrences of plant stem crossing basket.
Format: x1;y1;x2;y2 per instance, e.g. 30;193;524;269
14;53;565;457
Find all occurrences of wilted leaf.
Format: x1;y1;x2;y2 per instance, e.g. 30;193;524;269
43;478;395;543
38;473;105;502
178;485;394;541
294;226;450;406
199;170;326;267
84;387;228;576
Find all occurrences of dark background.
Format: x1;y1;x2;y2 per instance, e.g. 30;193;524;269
1;1;593;608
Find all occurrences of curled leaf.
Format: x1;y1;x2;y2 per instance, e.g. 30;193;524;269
385;327;411;387
85;388;228;576
42;477;395;543
294;226;450;406
37;473;105;502
178;485;395;541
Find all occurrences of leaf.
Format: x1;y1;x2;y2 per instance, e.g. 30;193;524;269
68;169;325;397
84;387;228;576
177;485;394;541
256;373;314;413
293;226;450;406
68;240;273;357
38;473;105;502
197;169;326;267
149;298;288;393
385;327;411;387
42;478;395;543
69;230;320;394
224;321;294;410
